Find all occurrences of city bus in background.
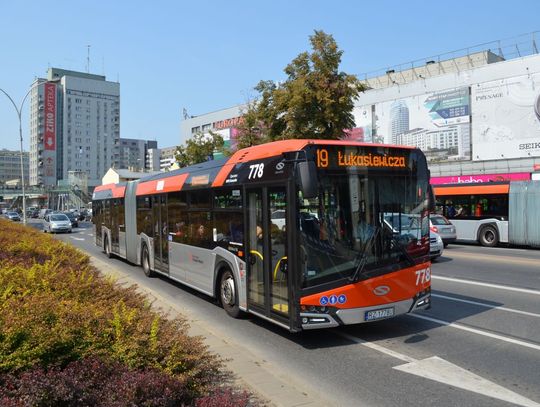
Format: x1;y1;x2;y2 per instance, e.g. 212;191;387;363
433;181;540;248
92;139;433;332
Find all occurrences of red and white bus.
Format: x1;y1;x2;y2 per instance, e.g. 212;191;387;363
433;181;540;247
93;140;433;332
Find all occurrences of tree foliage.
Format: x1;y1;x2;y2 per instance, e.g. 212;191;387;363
235;30;364;147
174;131;229;168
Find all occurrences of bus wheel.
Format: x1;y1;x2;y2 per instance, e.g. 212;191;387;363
220;270;241;318
104;236;112;258
141;244;155;277
479;225;499;247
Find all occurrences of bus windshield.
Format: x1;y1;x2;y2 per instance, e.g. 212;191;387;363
298;170;429;289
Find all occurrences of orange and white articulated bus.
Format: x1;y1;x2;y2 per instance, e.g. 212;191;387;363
433;181;540;248
92;140;433;332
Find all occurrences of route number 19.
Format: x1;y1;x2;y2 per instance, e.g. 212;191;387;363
317;149;329;168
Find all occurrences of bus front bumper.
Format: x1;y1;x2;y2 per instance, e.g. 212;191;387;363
300;290;431;330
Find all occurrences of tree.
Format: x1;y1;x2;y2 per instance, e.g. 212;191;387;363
174;131;229;168
247;30;364;142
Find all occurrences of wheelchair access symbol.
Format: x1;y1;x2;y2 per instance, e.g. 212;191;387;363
319;296;329;306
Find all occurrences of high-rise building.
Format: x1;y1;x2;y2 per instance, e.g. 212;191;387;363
0;149;29;185
389;100;409;144
29;68;120;188
116;138;157;171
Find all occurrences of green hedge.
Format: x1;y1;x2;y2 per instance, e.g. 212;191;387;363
0;219;250;404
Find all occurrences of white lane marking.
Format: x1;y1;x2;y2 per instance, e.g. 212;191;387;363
69;236;85;241
409;314;540;351
337;332;415;363
394;356;540;407
432;275;540;296
337;332;540;407
432;293;540;318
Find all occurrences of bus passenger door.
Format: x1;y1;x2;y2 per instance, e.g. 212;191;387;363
246;186;289;327
152;194;169;274
118;199;126;257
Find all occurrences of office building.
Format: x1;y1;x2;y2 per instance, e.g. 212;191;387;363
117;138;157;171
29;68;120;188
0;149;29;185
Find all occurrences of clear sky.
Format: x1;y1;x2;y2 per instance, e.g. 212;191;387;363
1;0;539;151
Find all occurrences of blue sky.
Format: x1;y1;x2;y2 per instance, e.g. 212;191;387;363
1;0;539;151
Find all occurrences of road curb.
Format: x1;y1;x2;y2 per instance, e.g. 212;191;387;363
89;256;330;407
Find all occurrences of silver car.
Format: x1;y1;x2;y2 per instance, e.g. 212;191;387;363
5;211;21;221
430;214;457;247
430;231;444;260
44;213;72;233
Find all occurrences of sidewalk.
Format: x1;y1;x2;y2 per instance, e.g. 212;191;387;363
90;256;332;407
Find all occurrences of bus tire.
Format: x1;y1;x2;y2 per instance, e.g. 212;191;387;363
220;269;241;318
104;235;112;258
479;225;499;247
141;244;155;277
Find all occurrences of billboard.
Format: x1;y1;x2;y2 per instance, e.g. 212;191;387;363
44;83;56;150
368;87;471;163
42;82;57;185
471;73;540;161
431;172;530;185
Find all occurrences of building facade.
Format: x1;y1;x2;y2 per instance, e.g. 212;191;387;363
29;68;120;188
179;35;540;182
0;149;29;185
116;138;157;171
180;105;244;147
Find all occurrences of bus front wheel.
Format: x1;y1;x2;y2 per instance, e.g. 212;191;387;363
220;270;241;318
479;225;499;247
141;244;155;277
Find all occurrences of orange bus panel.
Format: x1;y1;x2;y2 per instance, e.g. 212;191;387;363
434;184;509;196
300;262;431;309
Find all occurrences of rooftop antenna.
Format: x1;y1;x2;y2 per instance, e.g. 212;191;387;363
86;45;91;73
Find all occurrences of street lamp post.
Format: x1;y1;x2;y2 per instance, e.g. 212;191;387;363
0;86;33;224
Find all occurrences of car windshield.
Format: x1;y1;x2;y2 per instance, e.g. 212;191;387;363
50;214;69;221
8;212;18;216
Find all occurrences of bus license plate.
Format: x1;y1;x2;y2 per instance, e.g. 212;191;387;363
365;307;395;321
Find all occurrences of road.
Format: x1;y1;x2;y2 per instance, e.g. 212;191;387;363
30;219;540;407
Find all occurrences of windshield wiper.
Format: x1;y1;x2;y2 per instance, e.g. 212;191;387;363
349;227;380;283
387;230;416;267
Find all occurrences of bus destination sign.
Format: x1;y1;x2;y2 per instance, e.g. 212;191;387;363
316;148;407;169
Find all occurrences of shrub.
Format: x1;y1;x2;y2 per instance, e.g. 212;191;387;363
0;356;191;406
0;219;228;401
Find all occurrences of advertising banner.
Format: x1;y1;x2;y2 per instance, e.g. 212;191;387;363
44;83;56;151
42;82;56;185
471;73;540;161
370;87;471;163
431;172;530;185
349;106;373;142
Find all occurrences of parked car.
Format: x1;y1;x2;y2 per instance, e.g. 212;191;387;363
5;211;21;221
43;213;72;233
430;214;457;247
430;230;444;260
63;211;79;228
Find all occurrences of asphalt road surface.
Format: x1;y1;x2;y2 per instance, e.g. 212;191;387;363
31;220;540;407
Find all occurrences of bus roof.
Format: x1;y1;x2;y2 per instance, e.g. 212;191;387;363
93;139;419;199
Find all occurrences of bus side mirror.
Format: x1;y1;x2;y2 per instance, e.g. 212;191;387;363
297;161;317;199
428;185;436;212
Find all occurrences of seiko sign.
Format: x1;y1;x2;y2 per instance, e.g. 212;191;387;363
519;142;540;150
